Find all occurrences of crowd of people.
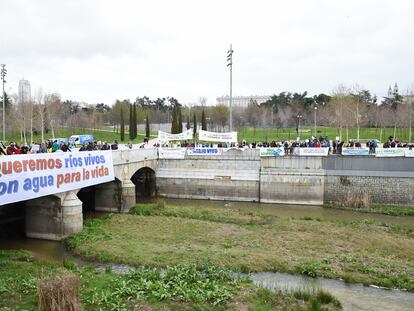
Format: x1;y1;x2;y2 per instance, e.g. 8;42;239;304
158;135;414;155
1;136;413;156
0;140;120;155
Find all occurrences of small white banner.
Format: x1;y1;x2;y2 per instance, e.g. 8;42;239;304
375;148;407;157
341;147;370;156
260;147;285;157
0;151;114;205
405;149;414;157
187;148;222;156
158;148;187;159
158;129;193;142
298;147;329;156
198;130;237;143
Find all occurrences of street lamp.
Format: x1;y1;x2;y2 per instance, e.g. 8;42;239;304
314;106;318;137
296;114;303;138
0;64;6;142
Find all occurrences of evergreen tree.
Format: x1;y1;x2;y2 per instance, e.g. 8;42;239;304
201;109;207;131
129;103;133;140
178;105;183;133
193;113;197;138
120;107;125;141
171;104;178;134
132;103;137;138
186;115;190;130
0;92;12;113
145;114;150;138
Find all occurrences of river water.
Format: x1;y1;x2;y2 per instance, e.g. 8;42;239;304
1;199;413;310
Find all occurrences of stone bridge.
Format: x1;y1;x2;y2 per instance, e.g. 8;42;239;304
23;149;159;240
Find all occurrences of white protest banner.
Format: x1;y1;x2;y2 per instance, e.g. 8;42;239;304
198;130;237;143
187;148;222;156
341;147;370;156
375;148;407;157
405;149;414;157
158;129;193;142
298;147;329;156
0;151;114;205
158;148;186;159
260;147;285;157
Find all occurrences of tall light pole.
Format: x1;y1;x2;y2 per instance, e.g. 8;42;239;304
0;64;6;142
314;106;318;137
227;45;233;131
296;114;303;138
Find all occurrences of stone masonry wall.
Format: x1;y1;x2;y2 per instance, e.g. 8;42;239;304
324;175;414;205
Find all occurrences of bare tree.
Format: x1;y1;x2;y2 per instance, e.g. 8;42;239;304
330;85;351;141
34;89;46;142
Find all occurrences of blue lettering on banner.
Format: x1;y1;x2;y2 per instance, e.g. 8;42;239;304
188;148;220;155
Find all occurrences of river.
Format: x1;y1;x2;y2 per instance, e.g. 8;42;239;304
1;199;413;310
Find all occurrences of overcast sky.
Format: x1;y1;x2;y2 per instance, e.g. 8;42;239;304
1;0;413;105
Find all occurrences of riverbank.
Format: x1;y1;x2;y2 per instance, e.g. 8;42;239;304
0;250;341;310
324;202;414;217
65;201;414;291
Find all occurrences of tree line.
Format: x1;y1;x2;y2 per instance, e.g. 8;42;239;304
1;83;412;143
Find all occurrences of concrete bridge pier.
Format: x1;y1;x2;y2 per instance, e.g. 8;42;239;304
25;190;83;241
121;179;136;212
94;180;122;212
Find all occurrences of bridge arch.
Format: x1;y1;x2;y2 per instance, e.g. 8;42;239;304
131;167;157;201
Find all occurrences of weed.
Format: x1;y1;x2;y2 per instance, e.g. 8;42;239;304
37;273;81;311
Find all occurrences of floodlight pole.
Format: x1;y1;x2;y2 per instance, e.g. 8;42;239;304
0;64;6;142
227;45;233;132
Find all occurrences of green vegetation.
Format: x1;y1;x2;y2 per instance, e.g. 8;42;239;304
324;202;414;217
0;250;341;310
0;250;62;310
66;202;414;291
250;287;341;311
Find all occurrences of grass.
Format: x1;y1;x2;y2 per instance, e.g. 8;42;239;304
249;287;341;311
0;250;341;310
65;202;414;291
324;202;414;217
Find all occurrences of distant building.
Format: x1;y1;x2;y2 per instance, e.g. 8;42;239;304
216;95;271;108
18;79;31;103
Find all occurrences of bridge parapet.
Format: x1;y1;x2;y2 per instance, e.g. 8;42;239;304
112;148;158;165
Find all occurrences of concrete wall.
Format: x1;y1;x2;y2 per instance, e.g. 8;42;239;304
157;150;260;201
156;153;414;206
